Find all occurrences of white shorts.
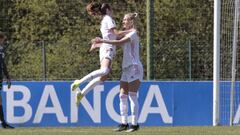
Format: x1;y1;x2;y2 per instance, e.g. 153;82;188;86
120;64;143;83
99;45;116;63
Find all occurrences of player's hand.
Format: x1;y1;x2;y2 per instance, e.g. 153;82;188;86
7;79;11;89
91;38;96;44
94;37;102;43
91;37;102;44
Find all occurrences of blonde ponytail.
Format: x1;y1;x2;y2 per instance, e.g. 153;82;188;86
125;12;139;21
133;13;138;18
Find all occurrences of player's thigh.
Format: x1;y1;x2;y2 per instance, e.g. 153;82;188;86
101;58;112;69
100;58;112;82
128;79;141;93
120;81;129;95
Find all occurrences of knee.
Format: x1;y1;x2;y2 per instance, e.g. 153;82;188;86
129;92;138;101
120;89;128;95
119;92;128;100
100;67;110;76
129;92;137;97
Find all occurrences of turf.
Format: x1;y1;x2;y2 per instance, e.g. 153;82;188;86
0;126;240;135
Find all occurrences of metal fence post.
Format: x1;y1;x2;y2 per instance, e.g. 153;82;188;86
188;40;192;80
41;41;46;80
147;0;154;80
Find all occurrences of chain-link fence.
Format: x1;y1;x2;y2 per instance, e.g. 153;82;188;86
0;0;213;81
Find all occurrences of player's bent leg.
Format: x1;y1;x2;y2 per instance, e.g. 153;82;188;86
100;57;112;70
71;67;110;92
81;77;102;96
78;67;110;85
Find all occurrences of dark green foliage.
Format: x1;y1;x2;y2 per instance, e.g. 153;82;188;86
0;0;213;80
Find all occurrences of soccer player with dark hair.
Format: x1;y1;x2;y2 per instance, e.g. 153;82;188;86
0;31;14;129
71;2;132;105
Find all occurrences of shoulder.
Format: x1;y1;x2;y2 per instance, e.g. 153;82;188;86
105;15;112;19
131;30;137;35
103;15;112;21
126;30;137;37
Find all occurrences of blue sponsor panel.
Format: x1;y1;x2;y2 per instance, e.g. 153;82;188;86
173;81;213;126
136;82;173;126
218;81;240;125
2;82;72;127
219;81;231;125
0;81;213;127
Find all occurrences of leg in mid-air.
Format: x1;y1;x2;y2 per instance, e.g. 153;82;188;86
71;56;111;91
75;58;111;106
75;76;103;106
75;75;107;106
71;67;110;91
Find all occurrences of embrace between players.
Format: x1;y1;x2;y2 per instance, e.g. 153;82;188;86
71;2;143;133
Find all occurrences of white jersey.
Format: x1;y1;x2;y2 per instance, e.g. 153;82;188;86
99;15;117;62
122;30;142;69
100;15;117;47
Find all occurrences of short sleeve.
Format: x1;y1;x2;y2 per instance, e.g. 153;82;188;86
125;31;136;42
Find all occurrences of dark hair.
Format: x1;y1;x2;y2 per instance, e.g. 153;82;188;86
86;2;111;16
0;31;6;39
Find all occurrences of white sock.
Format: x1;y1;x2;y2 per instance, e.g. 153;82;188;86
81;77;102;96
78;68;109;84
129;92;139;125
119;93;128;125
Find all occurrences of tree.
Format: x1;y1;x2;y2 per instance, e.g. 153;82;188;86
4;0;214;80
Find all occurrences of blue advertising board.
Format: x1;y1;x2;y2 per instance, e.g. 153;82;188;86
0;81;213;127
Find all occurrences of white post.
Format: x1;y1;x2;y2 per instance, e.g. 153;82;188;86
213;0;221;126
230;0;240;126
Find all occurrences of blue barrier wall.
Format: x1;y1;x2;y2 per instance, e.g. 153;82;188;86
0;81;213;127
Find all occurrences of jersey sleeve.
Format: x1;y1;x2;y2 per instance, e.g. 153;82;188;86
125;31;137;42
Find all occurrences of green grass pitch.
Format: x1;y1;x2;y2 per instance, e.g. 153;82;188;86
0;126;240;135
